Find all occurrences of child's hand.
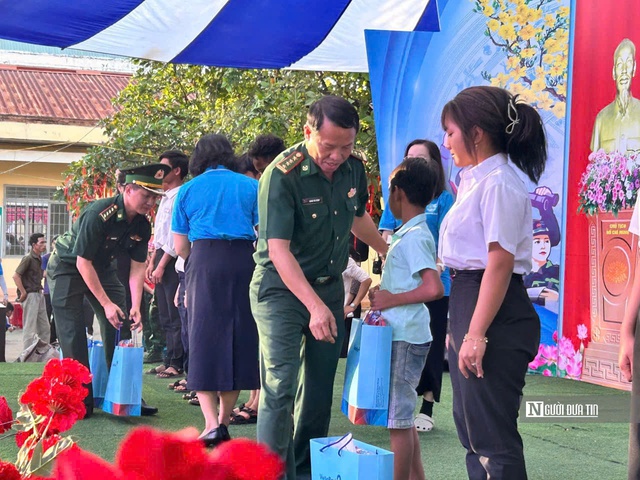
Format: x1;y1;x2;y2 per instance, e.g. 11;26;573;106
369;288;394;310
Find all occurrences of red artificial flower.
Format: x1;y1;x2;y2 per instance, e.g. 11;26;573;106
52;445;121;480
210;438;284;480
0;460;21;480
115;427;217;480
42;359;92;392
0;396;13;434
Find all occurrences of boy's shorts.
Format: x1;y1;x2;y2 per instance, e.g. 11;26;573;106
387;340;431;429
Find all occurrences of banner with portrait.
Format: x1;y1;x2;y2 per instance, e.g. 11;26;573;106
366;0;569;378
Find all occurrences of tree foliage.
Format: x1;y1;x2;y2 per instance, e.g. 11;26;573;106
59;62;380;218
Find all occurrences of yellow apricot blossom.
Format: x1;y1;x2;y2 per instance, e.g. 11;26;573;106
519;24;537;41
544;14;556;28
532;77;547;92
553;102;566;118
498;23;517;41
488;19;501;31
521;48;536;59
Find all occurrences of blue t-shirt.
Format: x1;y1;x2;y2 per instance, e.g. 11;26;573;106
172;166;258;241
379;190;454;295
380;214;437;344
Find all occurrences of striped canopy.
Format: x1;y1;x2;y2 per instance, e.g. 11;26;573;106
0;0;440;72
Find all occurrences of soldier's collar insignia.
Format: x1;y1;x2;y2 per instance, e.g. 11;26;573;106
347;188;356;198
99;204;118;222
302;164;309;171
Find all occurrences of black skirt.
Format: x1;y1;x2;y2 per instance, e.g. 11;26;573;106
186;239;260;391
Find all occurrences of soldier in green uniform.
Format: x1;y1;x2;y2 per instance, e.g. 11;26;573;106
47;164;170;417
250;95;388;479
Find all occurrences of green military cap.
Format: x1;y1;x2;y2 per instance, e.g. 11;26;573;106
121;163;171;195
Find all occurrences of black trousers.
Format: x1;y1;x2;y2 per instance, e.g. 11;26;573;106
153;254;183;370
416;296;449;402
448;270;539;480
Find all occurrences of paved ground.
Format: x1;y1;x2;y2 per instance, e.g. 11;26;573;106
5;318;100;362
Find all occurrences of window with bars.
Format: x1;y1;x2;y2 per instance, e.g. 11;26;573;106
3;186;71;257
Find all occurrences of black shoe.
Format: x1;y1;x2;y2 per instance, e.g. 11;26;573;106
201;424;231;448
83;402;94;420
141;399;158;416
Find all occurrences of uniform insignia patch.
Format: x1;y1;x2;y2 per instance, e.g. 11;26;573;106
302;197;323;205
276;151;305;174
347;188;356;198
154;169;165;179
99;204;118;222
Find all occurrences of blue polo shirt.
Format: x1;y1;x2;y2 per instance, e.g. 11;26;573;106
172;166;258;241
380;213;437;344
379;190;454;295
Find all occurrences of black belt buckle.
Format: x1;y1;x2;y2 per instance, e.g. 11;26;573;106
313;276;333;286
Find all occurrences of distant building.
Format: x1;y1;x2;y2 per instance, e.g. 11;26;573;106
0;41;131;293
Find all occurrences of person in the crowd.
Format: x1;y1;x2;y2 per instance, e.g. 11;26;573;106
42;236;59;343
621;193;640;479
14;233;49;350
439;86;547;479
47;164;169;418
172;133;260;448
248;134;286;176
369;157;444;480
0;257;9;305
146;150;189;379
250;95;388;479
235;153;261;179
0;301;15;362
379;139;455;432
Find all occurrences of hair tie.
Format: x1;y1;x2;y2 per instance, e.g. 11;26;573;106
505;97;520;135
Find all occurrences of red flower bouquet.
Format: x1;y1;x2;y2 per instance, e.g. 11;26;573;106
1;358;91;478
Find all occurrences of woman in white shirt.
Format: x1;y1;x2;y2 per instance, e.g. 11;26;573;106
439;86;547;480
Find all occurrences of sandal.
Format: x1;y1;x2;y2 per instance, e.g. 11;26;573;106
183;391;197;401
174;383;189;393
168;379;185;390
229;407;257;425
146;365;166;375
188;397;200;406
232;403;246;416
156;368;184;378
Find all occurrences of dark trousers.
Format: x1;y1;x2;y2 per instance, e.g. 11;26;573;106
153;254;183;370
630;315;640;479
177;271;189;374
449;271;539;480
44;293;57;343
416;296;449;402
0;307;7;362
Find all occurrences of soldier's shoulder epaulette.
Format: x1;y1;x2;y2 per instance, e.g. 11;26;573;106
276;151;305;174
350;150;366;163
98;204;118;222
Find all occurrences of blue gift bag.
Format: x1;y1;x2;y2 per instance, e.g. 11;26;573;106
102;331;143;416
341;318;392;426
88;340;108;408
310;435;394;480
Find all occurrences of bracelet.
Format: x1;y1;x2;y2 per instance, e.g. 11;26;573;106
462;334;488;343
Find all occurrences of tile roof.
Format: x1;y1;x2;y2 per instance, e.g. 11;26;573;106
0;65;130;126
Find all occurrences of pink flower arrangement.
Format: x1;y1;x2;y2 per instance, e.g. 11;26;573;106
528;324;587;380
578;149;640;215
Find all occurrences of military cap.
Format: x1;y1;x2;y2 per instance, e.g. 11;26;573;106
532;219;550;236
121;163;171;195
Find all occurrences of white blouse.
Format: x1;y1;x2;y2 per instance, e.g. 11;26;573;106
438;153;533;274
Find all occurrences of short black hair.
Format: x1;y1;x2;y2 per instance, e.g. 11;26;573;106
248;135;285;162
307;95;359;133
235;153;260;176
28;233;44;248
5;301;13;313
189;134;235;177
404;139;446;197
389;157;440;209
159;150;189;179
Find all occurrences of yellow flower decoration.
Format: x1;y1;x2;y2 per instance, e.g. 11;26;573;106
519;24;537;41
553;102;566;117
532;77;547;92
559;6;570;17
498;23;517;41
488;19;501;32
544;14;556;28
521;47;536;59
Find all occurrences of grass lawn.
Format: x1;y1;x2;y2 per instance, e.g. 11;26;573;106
0;361;630;479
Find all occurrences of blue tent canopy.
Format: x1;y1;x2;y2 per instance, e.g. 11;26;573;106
0;0;440;72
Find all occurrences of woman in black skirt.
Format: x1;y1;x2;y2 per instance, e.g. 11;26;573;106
439;86;547;479
172;134;260;447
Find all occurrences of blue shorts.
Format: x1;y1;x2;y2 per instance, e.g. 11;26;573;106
387;340;431;429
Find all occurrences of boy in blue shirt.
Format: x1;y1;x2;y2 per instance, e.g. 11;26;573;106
369;157;444;480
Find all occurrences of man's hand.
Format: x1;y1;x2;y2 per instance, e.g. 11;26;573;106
150;265;165;285
309;303;337;343
103;301;125;329
129;308;143;331
343;304;355;318
369;287;395;310
17;291;27;303
619;332;634;382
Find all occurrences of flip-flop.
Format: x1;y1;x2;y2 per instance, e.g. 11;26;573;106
231;403;246;415
146;365;166;375
168;380;184;390
183;391;197;401
188;397;200;406
157;369;183;378
174;383;189;393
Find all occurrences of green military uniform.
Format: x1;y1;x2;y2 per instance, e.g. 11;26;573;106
47;194;151;370
250;141;369;479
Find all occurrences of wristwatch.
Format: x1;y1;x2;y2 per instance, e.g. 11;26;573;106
349;302;356;308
